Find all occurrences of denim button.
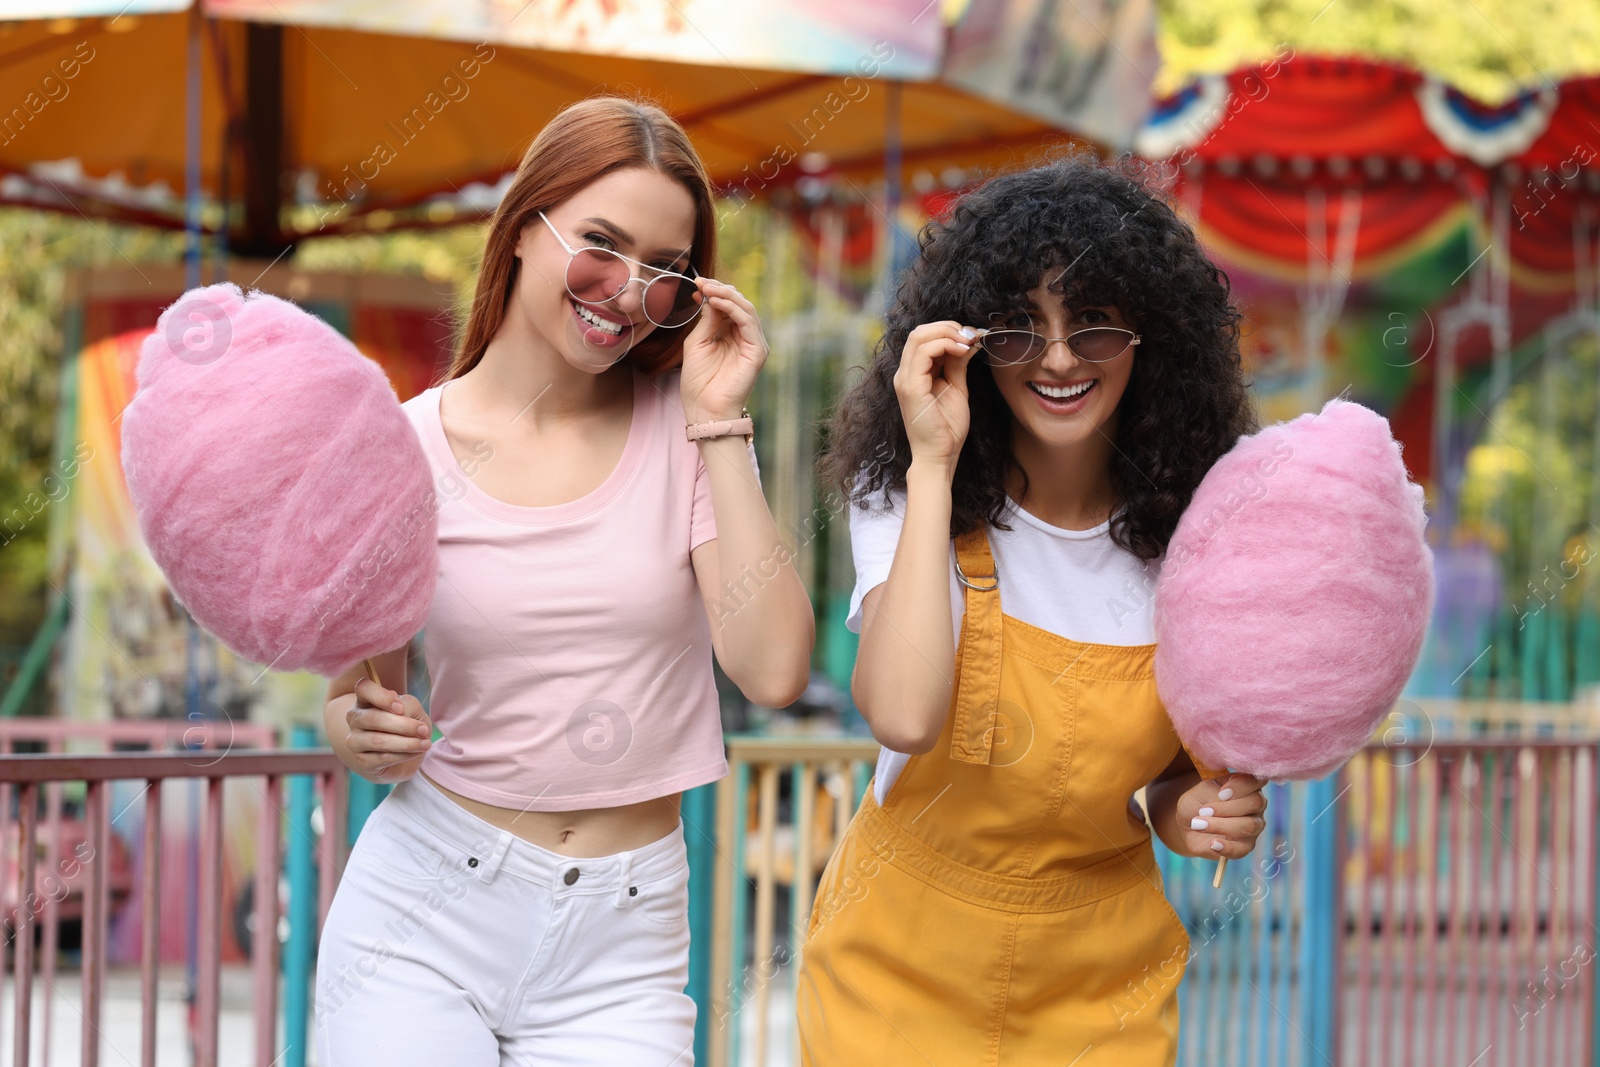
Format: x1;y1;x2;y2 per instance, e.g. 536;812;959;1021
564;867;579;885
467;857;479;868
629;886;638;897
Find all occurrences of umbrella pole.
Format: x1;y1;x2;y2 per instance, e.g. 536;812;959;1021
885;79;903;278
184;2;204;291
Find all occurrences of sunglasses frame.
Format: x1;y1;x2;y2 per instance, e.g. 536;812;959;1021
975;325;1141;366
536;211;702;329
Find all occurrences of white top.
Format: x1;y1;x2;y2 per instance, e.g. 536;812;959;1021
845;485;1163;805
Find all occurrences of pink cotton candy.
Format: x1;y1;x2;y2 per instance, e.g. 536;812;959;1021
120;282;438;678
1153;398;1434;780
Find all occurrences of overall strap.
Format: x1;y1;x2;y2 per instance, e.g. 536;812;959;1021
1181;743;1227;785
948;526;1004;765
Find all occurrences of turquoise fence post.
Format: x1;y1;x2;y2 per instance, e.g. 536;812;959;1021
682;782;716;1065
1160;845;1194;1067
1305;773;1339;1061
1546;606;1571;702
282;723;320;1067
1271;784;1293;1067
820;596;862;733
346;775;389;843
1249;782;1279;1067
1467;604;1497;698
1522;609;1545;700
1576;605;1600;690
1220;834;1245;1065
1297;775;1319;1065
1495;605;1518;706
728;760;750;1066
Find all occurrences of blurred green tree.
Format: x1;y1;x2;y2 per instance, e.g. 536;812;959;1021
0;210;181;653
1155;0;1600;100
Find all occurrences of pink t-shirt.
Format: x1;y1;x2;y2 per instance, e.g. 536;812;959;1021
398;368;748;810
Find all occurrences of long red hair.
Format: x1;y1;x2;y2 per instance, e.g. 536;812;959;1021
443;96;716;382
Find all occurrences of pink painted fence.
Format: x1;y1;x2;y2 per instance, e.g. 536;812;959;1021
0;722;346;1067
1339;739;1597;1067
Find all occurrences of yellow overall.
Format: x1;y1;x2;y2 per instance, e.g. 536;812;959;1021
797;526;1194;1066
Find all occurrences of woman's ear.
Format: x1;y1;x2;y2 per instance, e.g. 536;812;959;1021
511;217;539;262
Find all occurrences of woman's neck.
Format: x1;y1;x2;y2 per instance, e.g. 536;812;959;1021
463;306;630;430
1005;429;1119;531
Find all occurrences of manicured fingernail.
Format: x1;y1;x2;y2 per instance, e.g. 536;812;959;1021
1198;807;1215;817
959;327;976;340
1210;839;1225;852
1190;817;1209;830
1218;787;1234;801
418;724;429;737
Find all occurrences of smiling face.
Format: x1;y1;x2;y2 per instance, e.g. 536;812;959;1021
982;275;1137;452
511;166;698;373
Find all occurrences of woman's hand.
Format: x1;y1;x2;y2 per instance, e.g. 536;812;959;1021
345;678;433;782
893;322;979;473
679;278;767;424
1174;773;1268;860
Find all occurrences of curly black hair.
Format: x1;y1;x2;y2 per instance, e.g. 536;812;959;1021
820;151;1259;562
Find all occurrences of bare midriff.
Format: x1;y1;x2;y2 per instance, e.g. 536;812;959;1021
419;770;682;857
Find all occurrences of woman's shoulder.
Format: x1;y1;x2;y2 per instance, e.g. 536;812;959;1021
842;480;911;564
399;384;438;411
845;476;906;518
398;383;440;438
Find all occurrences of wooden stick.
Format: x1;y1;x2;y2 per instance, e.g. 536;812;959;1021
1192;757;1229;890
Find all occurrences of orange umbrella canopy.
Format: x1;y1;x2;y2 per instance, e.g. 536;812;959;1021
0;1;1152;244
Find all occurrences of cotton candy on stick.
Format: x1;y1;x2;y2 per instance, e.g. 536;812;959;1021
1153;398;1434;887
120;282;438;695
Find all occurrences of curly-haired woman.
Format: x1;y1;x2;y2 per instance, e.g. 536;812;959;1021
795;154;1268;1065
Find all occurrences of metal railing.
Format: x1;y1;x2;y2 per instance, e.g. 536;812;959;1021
7;717;1595;1065
1337;739;1597;1067
0;722;346;1067
1157;776;1339;1067
704;737;875;1067
695;729;1600;1067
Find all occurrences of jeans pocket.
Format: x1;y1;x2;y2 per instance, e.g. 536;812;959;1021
350;806;458;887
624;857;691;932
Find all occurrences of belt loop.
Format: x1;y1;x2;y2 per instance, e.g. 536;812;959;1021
948;527;1004;765
477;830;513;884
613;850;634;908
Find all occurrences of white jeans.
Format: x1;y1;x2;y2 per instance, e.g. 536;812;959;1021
313;773;695;1066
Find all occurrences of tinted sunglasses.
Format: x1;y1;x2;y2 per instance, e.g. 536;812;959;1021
975;325;1140;366
538;211;702;329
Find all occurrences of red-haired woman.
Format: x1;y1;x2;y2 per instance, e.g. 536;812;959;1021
315;96;814;1065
